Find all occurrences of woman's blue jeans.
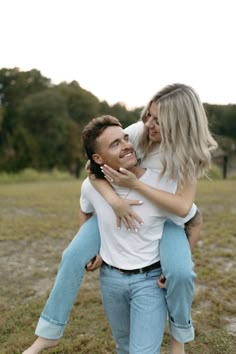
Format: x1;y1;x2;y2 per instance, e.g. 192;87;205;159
35;215;100;339
35;217;196;343
160;220;196;343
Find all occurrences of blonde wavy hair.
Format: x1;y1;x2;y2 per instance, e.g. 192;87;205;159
140;83;218;187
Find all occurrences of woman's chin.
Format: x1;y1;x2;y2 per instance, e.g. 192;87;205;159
149;134;161;143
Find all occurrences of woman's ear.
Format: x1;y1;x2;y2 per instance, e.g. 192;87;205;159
92;153;103;165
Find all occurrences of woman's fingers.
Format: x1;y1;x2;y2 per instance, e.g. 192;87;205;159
130;211;144;225
116;216;122;229
125;216;138;232
126;199;143;206
101;165;120;178
120;216;131;231
119;214;143;231
101;165;131;185
118;167;130;175
104;175;115;184
125;200;144;225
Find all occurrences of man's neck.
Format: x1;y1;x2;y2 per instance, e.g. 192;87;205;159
129;165;146;179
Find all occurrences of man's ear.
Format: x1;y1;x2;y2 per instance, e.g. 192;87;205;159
92;153;103;165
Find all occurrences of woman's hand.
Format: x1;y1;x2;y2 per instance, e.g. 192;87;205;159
88;172;143;230
112;197;143;231
101;164;139;189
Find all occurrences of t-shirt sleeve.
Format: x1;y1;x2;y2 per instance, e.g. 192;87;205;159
165;203;197;227
80;178;95;214
124;121;144;150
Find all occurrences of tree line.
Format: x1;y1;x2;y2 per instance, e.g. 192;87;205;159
0;67;235;175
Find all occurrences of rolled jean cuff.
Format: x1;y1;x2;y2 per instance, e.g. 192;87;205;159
35;316;65;339
169;318;195;343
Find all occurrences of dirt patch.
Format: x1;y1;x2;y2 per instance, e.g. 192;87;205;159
0;237;69;306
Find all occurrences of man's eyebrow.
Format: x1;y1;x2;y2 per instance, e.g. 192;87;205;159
108;133;129;148
108;137;119;148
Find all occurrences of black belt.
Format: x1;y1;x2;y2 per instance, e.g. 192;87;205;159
102;260;161;274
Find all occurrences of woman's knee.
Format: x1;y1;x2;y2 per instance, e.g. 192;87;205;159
60;244;86;271
166;264;196;285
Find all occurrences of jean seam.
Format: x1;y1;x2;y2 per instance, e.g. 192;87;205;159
40;313;66;327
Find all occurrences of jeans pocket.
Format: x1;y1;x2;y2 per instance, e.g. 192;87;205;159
145;268;162;280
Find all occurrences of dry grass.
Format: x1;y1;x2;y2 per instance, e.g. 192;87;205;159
0;179;235;353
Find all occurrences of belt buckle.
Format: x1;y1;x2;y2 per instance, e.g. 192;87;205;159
118;268;125;274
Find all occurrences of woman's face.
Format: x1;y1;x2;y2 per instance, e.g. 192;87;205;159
144;102;161;143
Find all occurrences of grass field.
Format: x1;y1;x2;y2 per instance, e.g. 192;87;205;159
0;179;236;354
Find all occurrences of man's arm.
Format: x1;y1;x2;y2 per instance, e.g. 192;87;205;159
79;209;93;227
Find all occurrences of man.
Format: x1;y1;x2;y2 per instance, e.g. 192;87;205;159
80;115;196;354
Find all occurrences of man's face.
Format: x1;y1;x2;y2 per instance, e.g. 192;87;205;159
92;126;137;170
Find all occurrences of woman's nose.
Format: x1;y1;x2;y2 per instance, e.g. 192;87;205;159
145;117;154;128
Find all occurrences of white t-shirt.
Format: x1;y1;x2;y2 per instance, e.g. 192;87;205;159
80;168;195;269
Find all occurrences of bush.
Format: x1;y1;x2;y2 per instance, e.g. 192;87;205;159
207;164;222;180
0;168;74;184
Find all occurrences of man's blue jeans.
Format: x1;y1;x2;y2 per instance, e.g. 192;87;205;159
100;265;167;354
35;217;196;343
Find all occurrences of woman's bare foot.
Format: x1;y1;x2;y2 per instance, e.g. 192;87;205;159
22;337;59;354
170;336;185;354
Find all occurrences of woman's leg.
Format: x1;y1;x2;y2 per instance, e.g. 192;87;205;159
160;220;197;352
22;215;100;354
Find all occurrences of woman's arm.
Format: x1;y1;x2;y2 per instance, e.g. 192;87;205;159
101;165;196;217
90;177;144;230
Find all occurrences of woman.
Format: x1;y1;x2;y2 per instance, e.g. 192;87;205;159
23;84;217;354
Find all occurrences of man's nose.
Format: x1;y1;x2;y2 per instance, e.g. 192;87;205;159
121;139;132;148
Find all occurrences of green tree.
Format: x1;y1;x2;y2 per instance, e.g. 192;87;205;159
18;88;70;170
57;81;101;126
205;103;236;140
0;68;50;135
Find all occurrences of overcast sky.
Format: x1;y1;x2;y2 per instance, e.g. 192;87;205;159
1;0;235;108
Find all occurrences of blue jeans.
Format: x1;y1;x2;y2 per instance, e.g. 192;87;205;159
100;265;167;354
35;217;196;344
35;215;100;339
160;220;196;343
